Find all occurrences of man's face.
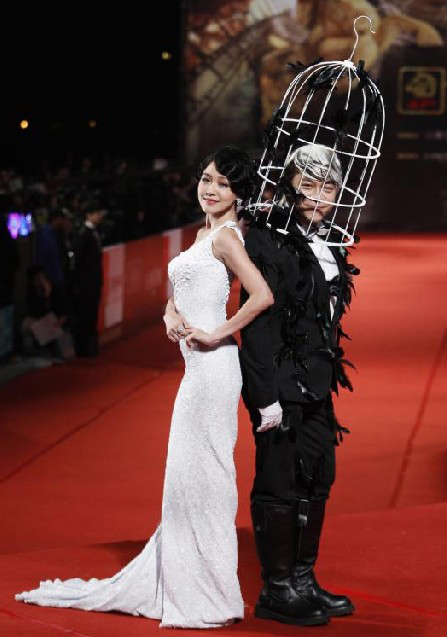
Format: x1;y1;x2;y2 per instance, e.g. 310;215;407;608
88;210;105;226
291;170;338;225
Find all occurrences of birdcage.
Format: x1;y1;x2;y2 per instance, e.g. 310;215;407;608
247;16;385;247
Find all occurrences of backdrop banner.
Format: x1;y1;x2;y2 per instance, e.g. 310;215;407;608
184;0;447;231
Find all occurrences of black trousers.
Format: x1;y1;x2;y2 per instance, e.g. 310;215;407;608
74;291;100;357
249;396;337;504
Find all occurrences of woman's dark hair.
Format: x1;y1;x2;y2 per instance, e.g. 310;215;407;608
197;146;257;202
276;160;301;208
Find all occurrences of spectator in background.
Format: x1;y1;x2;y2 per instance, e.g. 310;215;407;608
0;213;19;306
0;155;207;251
56;209;75;293
34;209;71;290
73;200;105;357
22;265;74;361
0;213;20;360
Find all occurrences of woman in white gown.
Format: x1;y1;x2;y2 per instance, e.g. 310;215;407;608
16;146;274;629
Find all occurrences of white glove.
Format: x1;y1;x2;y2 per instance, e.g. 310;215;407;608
257;401;283;433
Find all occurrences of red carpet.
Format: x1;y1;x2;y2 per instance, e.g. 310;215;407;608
0;235;446;636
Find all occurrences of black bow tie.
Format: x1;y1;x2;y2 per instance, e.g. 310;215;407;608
297;223;329;239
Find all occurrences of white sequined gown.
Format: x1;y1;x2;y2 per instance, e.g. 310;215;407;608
16;221;245;628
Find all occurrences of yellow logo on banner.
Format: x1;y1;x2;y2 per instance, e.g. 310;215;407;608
398;67;446;115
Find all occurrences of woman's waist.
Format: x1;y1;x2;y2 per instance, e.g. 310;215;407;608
180;335;239;359
177;313;227;333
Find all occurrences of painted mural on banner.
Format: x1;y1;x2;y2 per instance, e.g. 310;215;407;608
184;0;447;231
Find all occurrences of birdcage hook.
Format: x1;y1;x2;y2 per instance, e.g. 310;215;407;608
347;15;376;62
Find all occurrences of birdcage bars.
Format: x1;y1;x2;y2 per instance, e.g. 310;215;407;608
249;21;385;246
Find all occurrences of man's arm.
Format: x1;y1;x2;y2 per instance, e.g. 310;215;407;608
240;228;280;409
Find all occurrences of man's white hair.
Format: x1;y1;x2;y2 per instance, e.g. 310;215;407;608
288;144;343;189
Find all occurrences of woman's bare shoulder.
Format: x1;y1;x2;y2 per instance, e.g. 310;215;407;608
212;226;245;256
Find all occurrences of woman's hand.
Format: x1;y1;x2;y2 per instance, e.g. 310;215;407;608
185;328;220;349
163;311;192;343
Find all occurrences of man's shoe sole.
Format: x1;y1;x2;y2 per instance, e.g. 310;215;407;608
255;604;330;626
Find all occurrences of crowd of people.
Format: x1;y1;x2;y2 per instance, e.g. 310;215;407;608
0;155;203;364
0;155;202;243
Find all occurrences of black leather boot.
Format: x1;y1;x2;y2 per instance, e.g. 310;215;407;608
293;499;355;617
251;501;330;626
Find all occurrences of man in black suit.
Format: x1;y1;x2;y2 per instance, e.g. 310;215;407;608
240;144;358;626
73;200;106;357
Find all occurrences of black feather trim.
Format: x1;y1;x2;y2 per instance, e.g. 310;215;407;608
326;397;351;445
305;65;346;95
295;378;321;401
356;59;369;90
288;124;317;148
263;104;288;154
337;326;351;341
346;263;361;276
286;57;324;73
322;108;350;146
286;60;307;73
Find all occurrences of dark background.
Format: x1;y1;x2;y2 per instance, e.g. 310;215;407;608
1;1;446;231
0;2;183;173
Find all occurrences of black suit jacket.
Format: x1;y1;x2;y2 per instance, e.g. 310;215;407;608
240;220;357;409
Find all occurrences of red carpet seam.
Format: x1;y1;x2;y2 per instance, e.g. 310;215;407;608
0;606;93;636
330;588;447;619
388;329;447;509
0;370;165;486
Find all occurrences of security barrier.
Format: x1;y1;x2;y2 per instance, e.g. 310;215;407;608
99;224;199;345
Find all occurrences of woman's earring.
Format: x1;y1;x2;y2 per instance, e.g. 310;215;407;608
236;198;243;211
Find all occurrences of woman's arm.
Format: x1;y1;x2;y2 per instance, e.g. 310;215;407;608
163;297;191;343
163;226;207;342
185;228;273;347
